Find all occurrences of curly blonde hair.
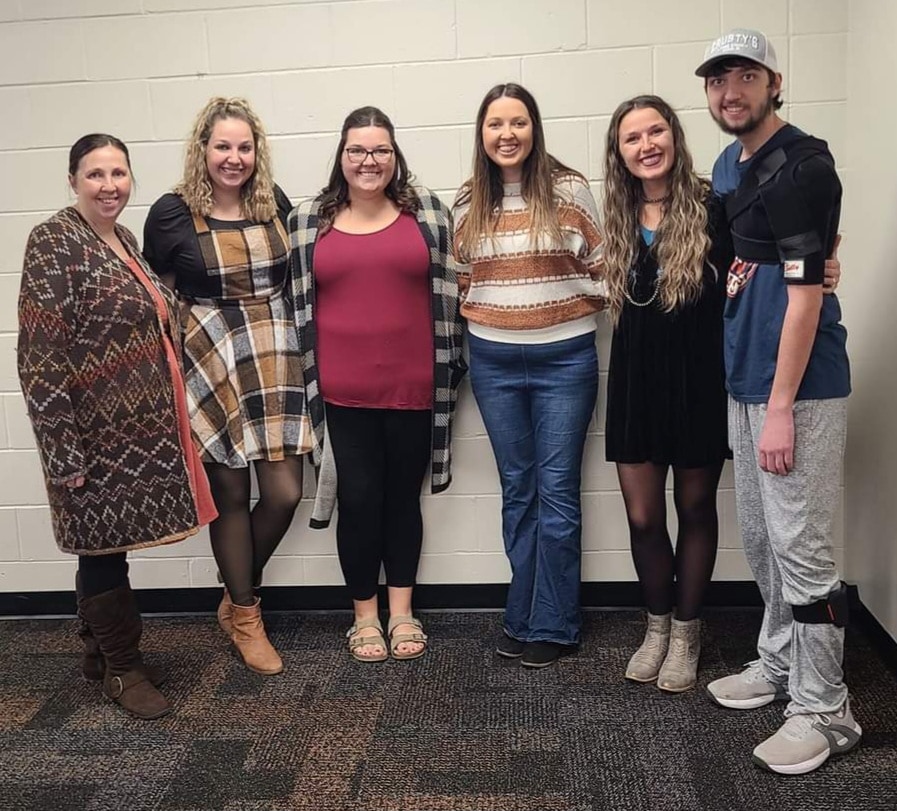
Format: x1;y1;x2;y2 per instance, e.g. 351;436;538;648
174;97;277;222
602;95;710;323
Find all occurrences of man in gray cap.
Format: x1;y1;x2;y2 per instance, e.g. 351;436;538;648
697;29;860;775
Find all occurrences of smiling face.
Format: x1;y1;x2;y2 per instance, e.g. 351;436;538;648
480;96;534;183
706;63;781;136
617;106;675;191
68;145;132;228
340;125;396;200
204;116;256;198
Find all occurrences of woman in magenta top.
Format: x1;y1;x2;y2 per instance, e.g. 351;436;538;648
289;106;465;662
315;213;433;411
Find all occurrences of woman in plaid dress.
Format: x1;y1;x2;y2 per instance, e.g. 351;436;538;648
144;98;312;676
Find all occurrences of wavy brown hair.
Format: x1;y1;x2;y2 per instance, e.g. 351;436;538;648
316;106;419;235
454;83;580;261
602;95;710;323
174;97;276;222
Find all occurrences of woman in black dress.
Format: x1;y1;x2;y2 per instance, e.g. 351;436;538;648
603;96;732;693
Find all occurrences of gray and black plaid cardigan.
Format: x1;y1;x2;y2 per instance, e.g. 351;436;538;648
288;187;467;528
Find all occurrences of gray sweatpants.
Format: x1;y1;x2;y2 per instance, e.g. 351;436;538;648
728;397;848;715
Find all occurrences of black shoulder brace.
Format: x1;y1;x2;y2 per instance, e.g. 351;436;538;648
725;136;835;263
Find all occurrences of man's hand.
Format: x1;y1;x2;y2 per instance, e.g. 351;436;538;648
759;406;794;475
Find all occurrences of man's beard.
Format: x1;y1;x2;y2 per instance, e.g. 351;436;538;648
711;93;777;136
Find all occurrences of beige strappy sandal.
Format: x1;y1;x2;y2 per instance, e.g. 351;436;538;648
387;615;428;661
346;617;388;663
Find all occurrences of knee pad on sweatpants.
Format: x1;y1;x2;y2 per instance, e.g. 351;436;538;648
791;581;849;628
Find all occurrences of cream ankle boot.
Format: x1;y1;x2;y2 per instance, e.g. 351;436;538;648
657;617;701;692
625;612;671;682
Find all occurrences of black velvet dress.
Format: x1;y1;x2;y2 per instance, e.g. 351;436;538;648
605;196;734;468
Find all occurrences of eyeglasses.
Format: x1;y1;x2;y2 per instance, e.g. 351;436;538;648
344;147;395;164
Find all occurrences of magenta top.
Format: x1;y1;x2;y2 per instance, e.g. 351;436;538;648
314;212;433;409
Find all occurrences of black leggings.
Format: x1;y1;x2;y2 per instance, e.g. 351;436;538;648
78;553;129;598
617;461;724;621
205;457;304;606
326;404;432;601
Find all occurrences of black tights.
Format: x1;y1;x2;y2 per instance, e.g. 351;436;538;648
617;461;723;621
205;457;304;606
78;553;129;598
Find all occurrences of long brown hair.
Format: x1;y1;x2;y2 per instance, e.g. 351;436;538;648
174;97;276;222
602;95;710;323
454;83;580;261
316;106;419;235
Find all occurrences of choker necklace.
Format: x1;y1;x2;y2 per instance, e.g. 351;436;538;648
641;194;670;205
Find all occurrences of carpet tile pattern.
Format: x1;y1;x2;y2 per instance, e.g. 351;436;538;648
1;609;895;811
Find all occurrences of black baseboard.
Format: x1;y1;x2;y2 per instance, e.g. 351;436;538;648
0;580;765;617
3;580;895;673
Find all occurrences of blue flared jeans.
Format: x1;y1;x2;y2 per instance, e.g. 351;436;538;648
469;331;599;645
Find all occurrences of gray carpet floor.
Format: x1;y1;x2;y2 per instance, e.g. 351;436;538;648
1;609;895;811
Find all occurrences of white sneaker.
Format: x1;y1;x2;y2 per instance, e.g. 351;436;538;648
706;660;789;709
752;699;862;775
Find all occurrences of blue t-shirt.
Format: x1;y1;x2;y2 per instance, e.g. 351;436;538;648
711;126;850;403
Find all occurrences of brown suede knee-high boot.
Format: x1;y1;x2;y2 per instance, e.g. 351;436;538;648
75;572;104;681
75;573;165;687
78;584;172;720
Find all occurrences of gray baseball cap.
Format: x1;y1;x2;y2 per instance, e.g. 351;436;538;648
695;28;779;77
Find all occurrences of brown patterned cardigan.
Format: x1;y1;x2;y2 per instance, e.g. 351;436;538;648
18;207;202;555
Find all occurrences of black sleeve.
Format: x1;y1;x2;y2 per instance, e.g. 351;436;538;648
778;153;841;286
706;193;734;293
142;193;195;281
273;184;292;228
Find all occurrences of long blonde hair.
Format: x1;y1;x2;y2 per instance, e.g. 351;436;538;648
602;95;710;323
454;83;580;260
174;97;277;222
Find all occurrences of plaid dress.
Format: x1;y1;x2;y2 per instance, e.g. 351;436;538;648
144;193;312;468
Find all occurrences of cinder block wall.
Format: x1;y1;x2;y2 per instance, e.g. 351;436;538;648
0;0;848;592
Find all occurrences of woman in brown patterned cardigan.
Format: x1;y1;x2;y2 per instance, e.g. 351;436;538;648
17;134;218;719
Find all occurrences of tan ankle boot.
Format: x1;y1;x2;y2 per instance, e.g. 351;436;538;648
625;612;671;682
217;589;234;636
657;617;701;693
230;598;283;675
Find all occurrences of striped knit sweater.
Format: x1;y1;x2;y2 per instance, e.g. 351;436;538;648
453;172;606;337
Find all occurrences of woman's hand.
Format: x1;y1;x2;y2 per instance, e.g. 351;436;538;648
823;234;841;293
63;475;86;489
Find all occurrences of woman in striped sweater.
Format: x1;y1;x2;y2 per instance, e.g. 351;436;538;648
454;84;605;668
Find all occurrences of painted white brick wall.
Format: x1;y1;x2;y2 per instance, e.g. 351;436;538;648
0;0;849;592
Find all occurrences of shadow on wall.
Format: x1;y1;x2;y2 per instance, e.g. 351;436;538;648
842;181;897;637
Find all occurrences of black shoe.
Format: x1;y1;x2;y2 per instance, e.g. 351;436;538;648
496;634;525;659
520;641;577;669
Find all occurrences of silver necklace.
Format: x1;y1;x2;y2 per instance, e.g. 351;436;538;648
623;278;660;307
624;212;661;307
